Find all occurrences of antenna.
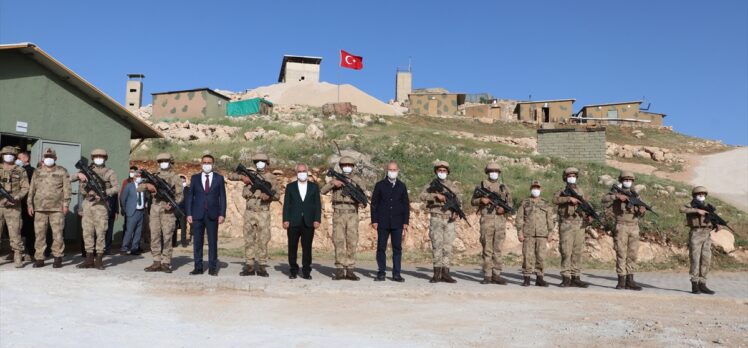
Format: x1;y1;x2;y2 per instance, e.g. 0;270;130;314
641;96;651;110
408;56;412;72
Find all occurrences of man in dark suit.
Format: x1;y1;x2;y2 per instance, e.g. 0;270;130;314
120;169;145;255
282;163;321;280
371;161;410;282
186;155;227;276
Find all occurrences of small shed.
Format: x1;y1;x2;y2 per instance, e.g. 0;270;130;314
227;98;273;117
151;88;230;120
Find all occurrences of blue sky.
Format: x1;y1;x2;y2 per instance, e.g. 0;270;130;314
1;0;746;145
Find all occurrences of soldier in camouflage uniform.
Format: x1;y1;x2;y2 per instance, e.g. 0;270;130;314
321;156;365;281
227;153;279;277
680;186;716;295
27;148;71;268
139;153;183;273
470;162;512;285
516;180;554;287
0;146;30;268
419;160;462;284
73;149;118;270
552;167;592;288
601;171;645;291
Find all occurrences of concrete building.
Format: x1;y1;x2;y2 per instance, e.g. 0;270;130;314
151;88;230;120
0;42;162;238
408;92;466;116
395;69;412;103
513;99;575;124
464;99;519;121
278;55;322;83
574;101;666;126
125;74;144;111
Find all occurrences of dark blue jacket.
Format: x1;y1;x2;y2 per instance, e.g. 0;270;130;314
186;172;227;220
370;178;410;229
282;181;322;228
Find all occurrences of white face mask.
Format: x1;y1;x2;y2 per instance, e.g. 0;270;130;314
696;195;706;202
622;180;633;189
134;177;142;184
488;172;499;181
437;172;447;180
159;162;170;170
129;172;136;178
297;172;308;182
531;188;541;197
255;161;266;170
566;176;577;184
342;166;353;174
202;164;213;173
182;182;187;188
2;154;14;163
43;158;55;167
387;171;398;180
15;159;24;166
93;158;105;166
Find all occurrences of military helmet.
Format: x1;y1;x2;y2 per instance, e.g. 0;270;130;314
530;180;542;188
43;148;57;158
339;156;356;166
90;148;108;158
156;153;173;162
0;146;18;156
433;160;450;173
252;153;270;163
484;162;501;173
618;171;635;181
692;186;708;195
562;167;579;179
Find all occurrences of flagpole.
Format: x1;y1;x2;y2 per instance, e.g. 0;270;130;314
337;50;341;103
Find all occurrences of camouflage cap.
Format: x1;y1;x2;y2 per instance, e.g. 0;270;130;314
90;148;108;158
530;180;542;188
339;156;356;165
619;171;635;180
156;153;173;162
0;146;18;156
563;167;579;179
692;186;708;195
433;160;450;172
43;148;57;158
484;162;501;173
252;153;270;162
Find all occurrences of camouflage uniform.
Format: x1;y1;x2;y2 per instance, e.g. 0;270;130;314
74;150;118;259
139;153;183;271
227;153;279;276
552;167;590;287
0;146;30;267
680;186;716;294
601;171;645;290
321;156;365;280
470;162;512;283
419;160;462;283
27;148;71;266
515;185;554;281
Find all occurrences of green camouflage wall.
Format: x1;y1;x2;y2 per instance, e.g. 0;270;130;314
152;90;228;120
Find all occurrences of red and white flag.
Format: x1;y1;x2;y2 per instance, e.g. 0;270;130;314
340;50;363;70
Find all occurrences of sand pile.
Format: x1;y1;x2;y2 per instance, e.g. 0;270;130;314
234;81;402;116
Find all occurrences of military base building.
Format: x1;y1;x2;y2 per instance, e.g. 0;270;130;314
573;101;666;126
151;88;231;120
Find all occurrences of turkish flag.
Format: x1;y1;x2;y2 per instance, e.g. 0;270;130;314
340;50;363;70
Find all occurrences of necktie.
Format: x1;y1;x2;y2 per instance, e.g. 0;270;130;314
204;174;210;193
138;191;144;207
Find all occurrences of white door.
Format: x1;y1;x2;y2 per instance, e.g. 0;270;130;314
607;110;619;125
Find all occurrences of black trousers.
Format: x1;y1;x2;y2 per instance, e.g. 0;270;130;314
193;217;219;271
377;227;403;276
287;225;315;275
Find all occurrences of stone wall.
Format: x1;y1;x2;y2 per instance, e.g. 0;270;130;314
537;127;606;163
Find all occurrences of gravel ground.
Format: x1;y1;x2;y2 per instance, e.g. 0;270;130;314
1;255;747;348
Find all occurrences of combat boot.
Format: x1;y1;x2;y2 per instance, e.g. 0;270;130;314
160;263;172;274
332;268;345;280
13;253;23;268
441;268;457;283
559;276;572;287
615;275;626;290
76;254;94;269
256;265;269;277
691;281;701;294
94;255;104;270
571;276;589;288
144;261;161;272
480;276;493;284
626;274;642;291
33;259;45;268
698;282;715;295
521;276;531;287
429;267;442;283
239;264;255;276
492;274;508;285
536;275;549;287
53;257;62;269
346;268;360;281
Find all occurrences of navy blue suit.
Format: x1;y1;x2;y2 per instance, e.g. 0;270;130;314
371;178;410;277
282;181;321;276
186;172;227;271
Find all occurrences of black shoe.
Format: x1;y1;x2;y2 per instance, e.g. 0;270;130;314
626;274;642;291
559;276;572;287
492;274;508;285
256;266;269;277
391;275;405;283
571;276;589;288
301;274;312;280
103;250;113;256
691;281;701;294
536;275;549;287
522;276;531;287
129;250;142;256
289;273;298;279
615;275;626;290
345;269;360;281
699;282;715;295
208;268;218;276
374;274;386;282
239;265;255;276
189;268;204;275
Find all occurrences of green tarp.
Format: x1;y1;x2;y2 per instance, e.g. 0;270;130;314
226;98;273;117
